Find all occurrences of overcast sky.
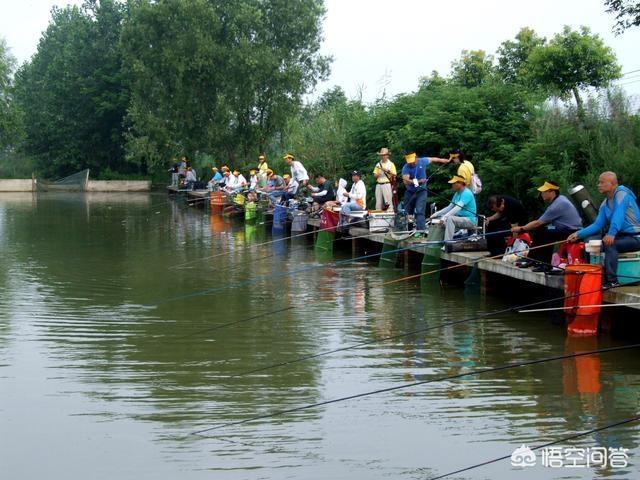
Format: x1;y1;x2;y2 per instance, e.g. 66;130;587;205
2;0;640;105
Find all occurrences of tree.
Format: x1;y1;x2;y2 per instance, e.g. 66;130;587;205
496;27;546;84
0;37;21;150
605;0;640;33
450;50;495;88
121;0;330;171
14;0;131;177
526;26;621;114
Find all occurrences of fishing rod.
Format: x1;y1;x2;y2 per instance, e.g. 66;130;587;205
427;415;640;480
229;282;622;378
520;302;640;313
151;240;440;306
168;216;371;270
153;227;516;307
173;235;558;338
190;343;640;435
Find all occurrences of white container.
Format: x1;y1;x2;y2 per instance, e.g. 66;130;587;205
586;239;602;254
369;212;395;232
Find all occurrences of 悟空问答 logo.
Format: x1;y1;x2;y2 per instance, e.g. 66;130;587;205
511;444;536;467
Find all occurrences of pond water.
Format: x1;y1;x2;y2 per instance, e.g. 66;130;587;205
1;192;639;480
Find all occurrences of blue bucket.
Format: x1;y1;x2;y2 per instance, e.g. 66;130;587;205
273;204;287;232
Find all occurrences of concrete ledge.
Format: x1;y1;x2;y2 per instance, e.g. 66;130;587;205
0;179;33;192
87;180;151;192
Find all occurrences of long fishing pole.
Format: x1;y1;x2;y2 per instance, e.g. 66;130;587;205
427;415;640;480
190;343;640;435
229;282;621;378
169;216;371;270
153;227;516;306
173;235;558;338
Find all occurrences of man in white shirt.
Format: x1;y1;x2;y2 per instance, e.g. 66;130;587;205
282;174;299;202
234;170;247;189
284;154;309;188
341;171;367;216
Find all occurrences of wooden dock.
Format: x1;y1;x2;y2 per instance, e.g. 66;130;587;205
307;218;640;310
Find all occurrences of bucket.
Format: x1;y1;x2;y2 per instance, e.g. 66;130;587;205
244;201;257;222
320;209;340;233
210;191;224;213
564;264;603;336
291;211;308;232
422;224;445;280
234;193;246;206
273;204;288;232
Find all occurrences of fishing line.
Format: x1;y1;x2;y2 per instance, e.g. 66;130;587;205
229;283;621;377
190;343;640;435
173;235;559;338
169;216;371;270
155;228;515;307
427;415;640;480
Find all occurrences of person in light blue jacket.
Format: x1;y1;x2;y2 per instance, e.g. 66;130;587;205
569;172;640;286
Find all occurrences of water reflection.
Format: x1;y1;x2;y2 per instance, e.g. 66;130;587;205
0;193;639;480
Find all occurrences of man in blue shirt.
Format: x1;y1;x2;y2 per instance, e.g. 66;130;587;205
512;181;582;271
429;175;477;241
568;172;640;286
401;153;428;236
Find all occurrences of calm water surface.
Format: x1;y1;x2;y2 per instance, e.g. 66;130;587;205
1;192;639;480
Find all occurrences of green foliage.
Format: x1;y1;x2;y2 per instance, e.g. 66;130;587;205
496;27;546;84
450;50;495;87
605;0;640;33
281;86;366;179
121;0;330;172
14;0;131;177
0;37;23;151
526;26;621;110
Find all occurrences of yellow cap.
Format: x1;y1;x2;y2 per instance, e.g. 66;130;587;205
283;154;294;160
537;181;560;192
404;153;417;164
258;155;265;160
249;169;256;174
212;167;218;171
448;175;466;184
449;153;460;161
283;174;291;179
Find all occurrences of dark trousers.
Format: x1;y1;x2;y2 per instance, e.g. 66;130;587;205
404;189;428;231
529;227;575;263
486;218;512;256
604;235;640;283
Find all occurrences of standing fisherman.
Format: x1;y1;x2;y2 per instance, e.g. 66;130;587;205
401;153;428;238
257;154;269;187
373;147;397;211
284;154;309;189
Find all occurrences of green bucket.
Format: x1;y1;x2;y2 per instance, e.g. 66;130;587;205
245;201;257;222
422;224;444;282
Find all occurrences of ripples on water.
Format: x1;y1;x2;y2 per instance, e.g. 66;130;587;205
0;192;639;480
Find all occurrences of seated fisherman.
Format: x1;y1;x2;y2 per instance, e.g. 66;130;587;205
309;173;336;209
512;181;582;272
185;167;197;190
208;167;223;189
340;171;366;215
233;170;247;189
568;172;640;287
264;169;285;204
282;174;299;203
249;169;258;190
485;194;527;256
429;175;477;241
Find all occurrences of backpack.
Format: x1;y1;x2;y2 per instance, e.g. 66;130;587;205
470;172;482;195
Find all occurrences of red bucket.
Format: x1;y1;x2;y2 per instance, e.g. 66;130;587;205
320;209;340;233
564;264;603;335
